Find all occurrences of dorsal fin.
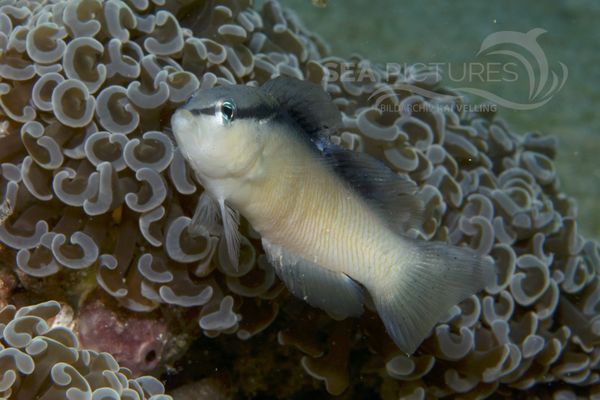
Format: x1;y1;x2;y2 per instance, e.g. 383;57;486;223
322;144;424;234
261;76;341;138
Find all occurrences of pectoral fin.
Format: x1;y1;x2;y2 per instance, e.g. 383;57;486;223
189;191;221;236
220;199;241;271
262;239;364;319
189;191;241;270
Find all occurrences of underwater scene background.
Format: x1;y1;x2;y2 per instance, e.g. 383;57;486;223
289;0;600;243
0;0;598;399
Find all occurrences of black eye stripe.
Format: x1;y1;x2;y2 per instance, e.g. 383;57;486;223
188;101;276;120
190;106;216;116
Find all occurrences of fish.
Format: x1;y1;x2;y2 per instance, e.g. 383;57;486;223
170;76;495;354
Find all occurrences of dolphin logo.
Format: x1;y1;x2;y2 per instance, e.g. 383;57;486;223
368;29;568;112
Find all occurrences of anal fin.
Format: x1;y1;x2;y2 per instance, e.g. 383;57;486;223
262;239;364;319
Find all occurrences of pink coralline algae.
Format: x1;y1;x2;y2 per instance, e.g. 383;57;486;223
76;293;170;376
0;0;599;398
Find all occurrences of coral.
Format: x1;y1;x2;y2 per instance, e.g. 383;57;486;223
0;300;172;399
76;291;170;377
0;0;599;398
0;0;283;338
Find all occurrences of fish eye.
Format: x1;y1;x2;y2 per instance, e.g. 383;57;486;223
220;100;236;124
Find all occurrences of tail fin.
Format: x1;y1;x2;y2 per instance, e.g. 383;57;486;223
372;239;495;354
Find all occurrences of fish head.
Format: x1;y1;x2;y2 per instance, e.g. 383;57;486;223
171;84;279;180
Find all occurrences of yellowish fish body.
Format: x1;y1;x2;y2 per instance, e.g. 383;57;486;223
237;128;397;285
171;77;494;353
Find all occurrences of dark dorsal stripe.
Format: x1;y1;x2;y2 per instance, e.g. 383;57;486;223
261;76;341;139
260;76;424;234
